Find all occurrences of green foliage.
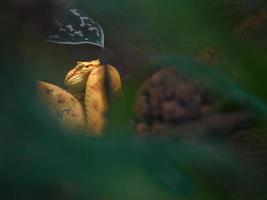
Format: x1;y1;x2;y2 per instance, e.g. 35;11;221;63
1;0;267;199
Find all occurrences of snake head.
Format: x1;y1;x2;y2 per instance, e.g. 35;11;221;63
64;59;100;92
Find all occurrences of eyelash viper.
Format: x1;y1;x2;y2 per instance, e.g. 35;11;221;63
37;59;122;135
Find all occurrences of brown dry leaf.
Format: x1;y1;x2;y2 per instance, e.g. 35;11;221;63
195;46;219;65
235;10;267;35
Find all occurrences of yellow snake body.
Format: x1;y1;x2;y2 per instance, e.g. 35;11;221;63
85;64;122;133
38;59;121;135
85;65;107;134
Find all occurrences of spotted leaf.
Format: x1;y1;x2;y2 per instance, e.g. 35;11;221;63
47;2;104;48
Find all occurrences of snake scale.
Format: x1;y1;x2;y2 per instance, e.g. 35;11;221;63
37;59;122;135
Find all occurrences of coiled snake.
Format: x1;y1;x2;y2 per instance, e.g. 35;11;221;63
37;59;122;135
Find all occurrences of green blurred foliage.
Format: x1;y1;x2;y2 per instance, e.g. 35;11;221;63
1;0;267;199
